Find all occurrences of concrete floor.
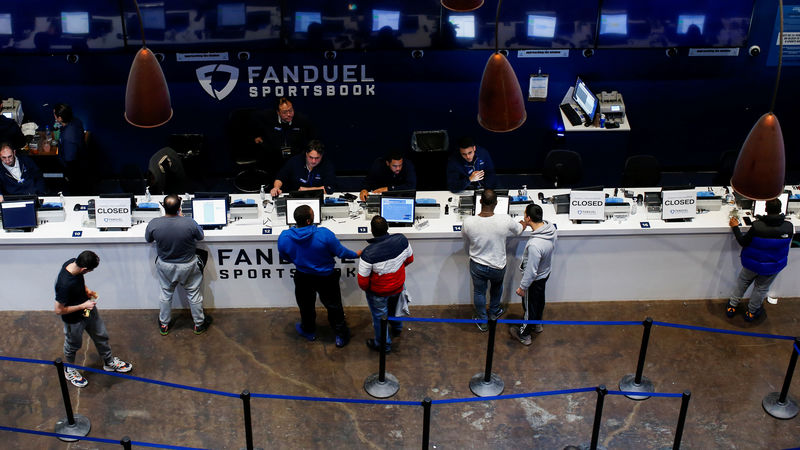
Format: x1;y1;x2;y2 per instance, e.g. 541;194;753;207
1;298;799;449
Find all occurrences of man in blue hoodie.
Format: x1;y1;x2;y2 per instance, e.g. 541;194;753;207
446;136;497;193
278;204;361;347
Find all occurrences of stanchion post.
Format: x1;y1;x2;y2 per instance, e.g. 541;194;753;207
120;436;132;449
364;315;400;398
421;397;432;450
241;390;254;450
619;317;655;400
762;337;800;419
469;317;504;397
589;385;607;450
379;316;388;383
672;390;691;450
53;358;91;442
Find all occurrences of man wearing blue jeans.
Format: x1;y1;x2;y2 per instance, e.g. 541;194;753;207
358;215;414;352
462;189;526;331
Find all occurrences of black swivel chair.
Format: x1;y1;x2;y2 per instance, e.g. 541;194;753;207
543;149;582;188
227;107;268;193
621;155;661;188
146;147;189;195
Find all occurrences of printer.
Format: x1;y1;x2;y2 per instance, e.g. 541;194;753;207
415;198;441;220
321;197;349;220
230;199;259;221
604;199;631;218
132;202;162;224
598;91;625;123
695;192;724;211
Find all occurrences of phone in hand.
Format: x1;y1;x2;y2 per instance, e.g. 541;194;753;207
743;216;753;226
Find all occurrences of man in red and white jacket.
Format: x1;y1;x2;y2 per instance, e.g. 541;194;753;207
357;215;414;353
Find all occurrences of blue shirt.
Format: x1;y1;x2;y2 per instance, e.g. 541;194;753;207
362;157;417;192
276;153;337;194
278;224;358;276
446;146;497;192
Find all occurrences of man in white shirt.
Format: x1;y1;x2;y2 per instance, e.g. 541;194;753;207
461;189;526;331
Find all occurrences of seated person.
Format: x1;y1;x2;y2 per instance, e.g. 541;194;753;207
270;140;336;197
0;142;46;197
359;150;417;201
250;97;316;171
53;103;90;195
446;136;497;193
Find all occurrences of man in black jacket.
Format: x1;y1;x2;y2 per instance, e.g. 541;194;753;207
727;198;793;321
0;142;46;196
359;150;417;201
251;98;315;175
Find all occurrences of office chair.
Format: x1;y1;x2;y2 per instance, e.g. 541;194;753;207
147;147;189;195
410;130;449;190
227;107;268;193
543;149;582;188
622;155;661;188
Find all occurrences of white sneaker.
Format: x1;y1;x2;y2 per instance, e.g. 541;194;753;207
103;356;133;373
65;367;88;388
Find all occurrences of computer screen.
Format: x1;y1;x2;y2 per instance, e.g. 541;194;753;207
754;193;789;217
677;14;705;34
1;199;37;230
295;12;321;33
449;15;475;38
218;3;246;27
600;13;628;35
61;12;90;35
527;15;556;38
0;13;12;35
1;112;11;119
141;5;166;30
372;9;400;31
381;197;415;225
286;198;322;225
474;194;510;215
288;189;325;199
572;77;598;122
192;198;228;227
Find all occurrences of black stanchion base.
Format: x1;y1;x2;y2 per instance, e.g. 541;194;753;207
469;372;504;397
54;414;91;442
762;392;799;419
619;374;654;400
364;372;400;398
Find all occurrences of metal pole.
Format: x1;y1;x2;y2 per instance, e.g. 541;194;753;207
483;317;498;383
120;436;132;449
54;359;76;425
672;391;691;450
379;316;388;383
590;385;607;450
241;390;254;450
778;338;800;404
421;397;432;450
634;317;653;384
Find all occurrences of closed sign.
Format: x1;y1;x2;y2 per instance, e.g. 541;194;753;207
569;190;605;221
96;198;132;228
662;189;696;220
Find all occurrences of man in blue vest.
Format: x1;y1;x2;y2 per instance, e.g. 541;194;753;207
727;198;793;321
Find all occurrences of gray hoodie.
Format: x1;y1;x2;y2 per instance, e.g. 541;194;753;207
519;221;557;289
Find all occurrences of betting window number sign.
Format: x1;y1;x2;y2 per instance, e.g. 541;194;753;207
453;225;462;232
358;227;368;233
72;230;82;237
262;228;272;234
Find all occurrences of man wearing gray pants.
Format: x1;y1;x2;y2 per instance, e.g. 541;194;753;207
145;194;212;335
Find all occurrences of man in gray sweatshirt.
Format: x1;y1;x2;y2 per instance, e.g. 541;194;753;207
509;203;557;346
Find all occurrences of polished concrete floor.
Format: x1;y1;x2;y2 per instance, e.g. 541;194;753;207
1;298;799;449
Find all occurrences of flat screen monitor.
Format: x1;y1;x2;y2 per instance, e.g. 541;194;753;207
218;3;246;27
1;112;12;119
600;13;627;35
288;189;324;199
382;189;417;198
448;15;475;39
1;197;37;230
295;11;321;33
286;198;322;225
192;198;228;227
527;15;556;38
474;194;510;215
0;14;12;35
380;197;415;226
677;14;705;34
572;77;598;122
754;193;789;217
372;9;400;32
99;193;136;210
61;12;90;35
141;5;166;30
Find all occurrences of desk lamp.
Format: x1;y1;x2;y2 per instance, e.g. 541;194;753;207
477;0;526;132
441;0;483;12
124;0;172;128
731;0;785;200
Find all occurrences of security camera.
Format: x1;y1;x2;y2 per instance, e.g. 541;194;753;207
154;53;165;62
411;49;424;59
583;49;594;58
748;45;761;57
665;48;678;58
237;51;250;61
66;54;79;64
499;49;509;57
324;50;337;60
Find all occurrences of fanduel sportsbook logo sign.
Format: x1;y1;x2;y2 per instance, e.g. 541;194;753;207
196;64;240;100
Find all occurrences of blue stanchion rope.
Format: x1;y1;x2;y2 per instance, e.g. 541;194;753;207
0;425;208;449
392;316;640;326
431;387;596;404
0;355;52;365
607;390;682;398
653;321;795;341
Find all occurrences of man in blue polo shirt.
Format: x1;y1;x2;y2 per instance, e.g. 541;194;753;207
359;150;417;201
0;142;46;196
270;139;337;197
446;136;497;193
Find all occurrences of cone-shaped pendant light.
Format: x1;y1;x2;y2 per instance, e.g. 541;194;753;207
124;0;172;128
731;0;785;200
477;0;526;132
441;0;484;12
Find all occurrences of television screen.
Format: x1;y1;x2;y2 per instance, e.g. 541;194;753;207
448;15;475;38
61;12;90;35
527;15;556;38
754;193;789;216
0;13;11;35
572;77;598;122
1;199;37;230
192;198;228;227
475;194;510;215
141;5;166;30
372;9;400;31
286;198;322;225
218;3;246;27
295;11;321;33
677;14;706;34
600;13;628;35
380;197;415;225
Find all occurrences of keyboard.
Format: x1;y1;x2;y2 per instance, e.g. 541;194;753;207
560;103;583;126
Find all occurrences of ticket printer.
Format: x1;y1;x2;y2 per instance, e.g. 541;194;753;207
598;91;625;123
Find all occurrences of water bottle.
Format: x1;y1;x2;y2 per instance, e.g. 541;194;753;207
145;186;151;202
260;185;266;201
59;191;65;207
53;122;61;141
630;200;637;216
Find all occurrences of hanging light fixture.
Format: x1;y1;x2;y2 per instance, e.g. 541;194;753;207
731;0;785;200
477;0;526;132
441;0;484;12
124;0;172;128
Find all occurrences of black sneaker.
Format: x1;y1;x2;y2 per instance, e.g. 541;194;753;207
744;307;764;322
473;314;488;332
725;301;737;318
335;332;350;348
194;315;213;335
159;320;173;336
365;338;391;353
492;307;506;320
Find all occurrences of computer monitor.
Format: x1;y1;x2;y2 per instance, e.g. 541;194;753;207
600;13;628;35
381;196;415;226
61;12;90;35
1;196;38;231
192;198;228;227
754;193;789;216
218;3;246;27
382;189;417;198
1;112;12;119
527;15;556;38
372;9;400;31
99;193;136;210
677;14;705;34
0;13;12;35
295;11;321;33
288;189;325;199
141;5;166;30
572;77;598;122
448;15;475;38
286;198;322;225
474;194;510;215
